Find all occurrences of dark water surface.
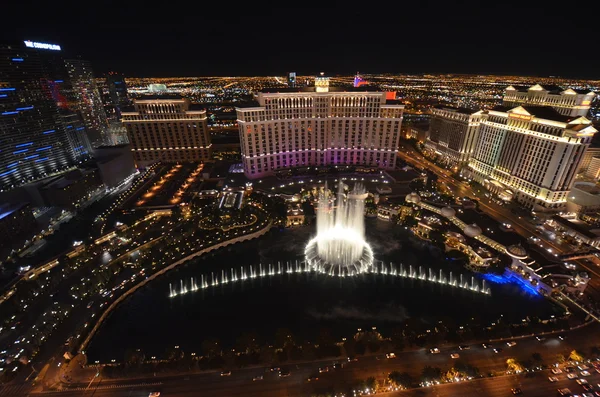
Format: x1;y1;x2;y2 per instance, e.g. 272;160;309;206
86;219;559;362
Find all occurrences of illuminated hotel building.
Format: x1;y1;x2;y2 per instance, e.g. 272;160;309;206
0;42;76;191
467;105;597;210
236;76;404;178
503;84;595;117
122;97;211;166
425;106;484;167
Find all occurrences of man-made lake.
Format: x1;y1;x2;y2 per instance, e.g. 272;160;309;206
86;219;560;362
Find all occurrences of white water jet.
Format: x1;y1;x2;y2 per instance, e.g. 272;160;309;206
305;182;373;276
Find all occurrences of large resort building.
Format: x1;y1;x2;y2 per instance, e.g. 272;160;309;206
424;84;597;211
236;76;404;178
467;105;596;210
425;106;484;168
503;84;595;117
122;97;211;166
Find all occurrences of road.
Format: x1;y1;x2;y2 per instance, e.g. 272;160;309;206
0;322;592;397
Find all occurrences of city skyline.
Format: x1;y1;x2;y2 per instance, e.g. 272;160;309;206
4;1;600;79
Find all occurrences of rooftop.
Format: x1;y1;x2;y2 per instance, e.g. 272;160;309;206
259;86;385;94
551;215;600;240
0;202;30;221
433;105;477;115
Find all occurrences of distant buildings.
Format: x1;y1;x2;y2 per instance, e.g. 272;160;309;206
122;97;212;166
287;72;296;88
64;58;110;147
0;42;77;191
104;71;129;117
503;84;595;117
236;75;404;178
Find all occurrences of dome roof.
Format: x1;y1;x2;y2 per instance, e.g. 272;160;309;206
405;192;421;204
506;244;528;259
440;206;456;218
463;223;482;238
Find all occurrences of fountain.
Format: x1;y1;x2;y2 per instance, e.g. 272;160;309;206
304;182;373;276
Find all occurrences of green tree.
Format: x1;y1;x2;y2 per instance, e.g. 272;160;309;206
421;366;442;383
201;338;222;358
389;371;413;388
365;376;378;392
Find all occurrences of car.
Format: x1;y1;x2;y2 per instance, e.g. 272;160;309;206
558;335;565;340
458;345;470;350
430;347;440;354
347;357;358;362
386;352;396;359
252;375;263;381
318;367;329;373
582;370;592;376
511;387;522;395
220;370;231;376
579;365;590;371
552;368;564;374
307;375;319;382
578;379;589;385
549;376;559;382
279;370;290;377
536;336;546;342
568;373;579;379
450;353;460;359
493;348;503;353
332;362;344;369
482;343;492;348
506;341;517;347
566;366;576;373
583;384;594;391
148;393;160;397
557;388;572;396
269;366;281;372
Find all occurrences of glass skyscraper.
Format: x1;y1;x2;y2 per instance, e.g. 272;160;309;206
0;43;76;191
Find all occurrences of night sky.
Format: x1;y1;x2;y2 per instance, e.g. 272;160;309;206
5;1;600;79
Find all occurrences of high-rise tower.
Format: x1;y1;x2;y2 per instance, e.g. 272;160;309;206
0;42;76;191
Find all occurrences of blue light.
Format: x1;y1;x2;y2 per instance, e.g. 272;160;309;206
0;88;16;92
0;95;7;98
2;111;19;115
15;142;33;148
54;80;63;83
42;129;55;134
6;162;18;168
16;106;33;111
36;146;52;151
0;169;17;177
74;146;84;150
76;127;84;131
66;125;73;129
13;149;29;154
11;58;24;62
481;272;540;296
35;157;48;163
24;154;39;160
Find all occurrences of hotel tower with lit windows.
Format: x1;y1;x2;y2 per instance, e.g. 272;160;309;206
122;97;211;166
236;76;404;178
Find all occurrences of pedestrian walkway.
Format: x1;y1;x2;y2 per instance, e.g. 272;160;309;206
0;383;32;396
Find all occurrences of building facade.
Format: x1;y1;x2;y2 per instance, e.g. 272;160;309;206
104;71;129;117
0;43;76;191
64;58;110;147
503;84;595;117
122;98;211;166
578;146;600;175
236;77;404;178
425;106;484;167
467;105;597;210
60;112;92;161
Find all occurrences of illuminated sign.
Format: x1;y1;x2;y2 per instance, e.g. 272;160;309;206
582;100;591;106
508;113;532;121
24;40;61;51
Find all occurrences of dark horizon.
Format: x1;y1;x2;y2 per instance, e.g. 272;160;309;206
5;1;600;80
